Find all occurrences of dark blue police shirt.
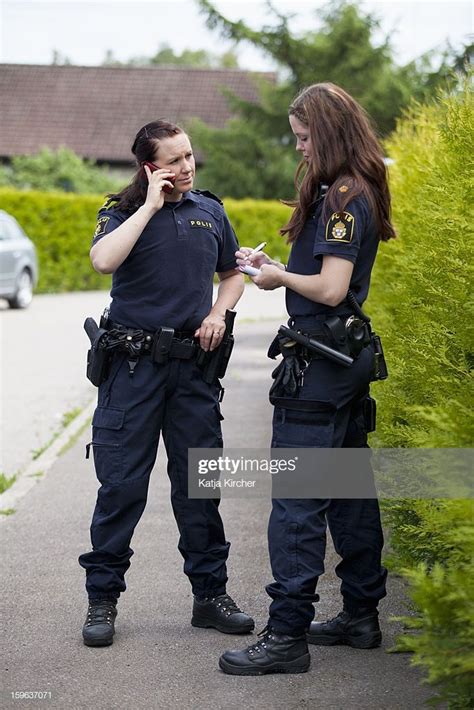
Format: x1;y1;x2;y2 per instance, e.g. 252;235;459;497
286;193;379;318
92;191;239;332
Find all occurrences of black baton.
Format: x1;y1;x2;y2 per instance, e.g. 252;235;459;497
278;325;353;367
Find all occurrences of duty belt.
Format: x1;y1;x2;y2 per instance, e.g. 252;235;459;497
106;320;197;363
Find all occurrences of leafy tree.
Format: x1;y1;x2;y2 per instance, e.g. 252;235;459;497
190;0;470;198
150;43;239;68
403;40;473;102
197;0;424;135
101;43;239;69
191;78;298;198
0;147;123;194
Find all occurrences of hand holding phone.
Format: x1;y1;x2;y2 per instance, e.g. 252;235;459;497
142;161;176;194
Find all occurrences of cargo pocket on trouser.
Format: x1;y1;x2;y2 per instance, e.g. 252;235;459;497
271;398;337;449
89;406;125;484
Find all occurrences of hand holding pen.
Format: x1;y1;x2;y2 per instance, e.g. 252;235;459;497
235;242;270;272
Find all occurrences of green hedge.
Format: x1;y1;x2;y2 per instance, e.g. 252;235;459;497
368;95;473;449
224;198;291;264
0;189;291;293
370;81;473;708
0;189;111;293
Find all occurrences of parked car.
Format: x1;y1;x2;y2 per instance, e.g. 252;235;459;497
0;210;39;308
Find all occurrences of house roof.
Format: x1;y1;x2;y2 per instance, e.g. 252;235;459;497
0;64;275;164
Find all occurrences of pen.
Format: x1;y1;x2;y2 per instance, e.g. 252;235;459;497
250;242;266;254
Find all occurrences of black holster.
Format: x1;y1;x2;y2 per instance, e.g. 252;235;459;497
151;327;175;364
84;317;111;387
370;332;388;381
363;395;377;432
196;310;236;385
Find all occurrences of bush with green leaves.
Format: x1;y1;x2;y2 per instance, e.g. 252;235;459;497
368;89;473;449
224;198;291;262
0;147;124;194
368;80;473;708
394;560;474;709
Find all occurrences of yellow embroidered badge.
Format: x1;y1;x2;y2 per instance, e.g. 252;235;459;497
325;212;355;244
94;216;110;238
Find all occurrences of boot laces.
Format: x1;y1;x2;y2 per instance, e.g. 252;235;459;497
247;625;275;655
86;601;116;627
211;594;242;617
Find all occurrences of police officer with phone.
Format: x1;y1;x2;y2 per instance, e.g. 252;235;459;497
79;120;254;647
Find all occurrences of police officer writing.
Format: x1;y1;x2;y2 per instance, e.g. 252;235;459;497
79;120;254;647
219;83;395;675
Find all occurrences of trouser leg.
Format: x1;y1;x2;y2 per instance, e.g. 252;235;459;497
266;498;328;635
266;347;386;630
326;498;386;611
327;393;387;611
266;392;343;634
162;359;230;598
79;355;165;600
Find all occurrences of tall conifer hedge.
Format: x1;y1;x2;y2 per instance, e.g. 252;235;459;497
369;81;473;708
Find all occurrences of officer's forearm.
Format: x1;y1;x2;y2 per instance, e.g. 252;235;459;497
212;271;245;314
90;204;157;274
280;270;349;307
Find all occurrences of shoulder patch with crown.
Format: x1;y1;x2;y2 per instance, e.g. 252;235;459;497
325;211;355;244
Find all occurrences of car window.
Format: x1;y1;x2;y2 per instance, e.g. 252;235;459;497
0;217;22;241
0;219;11;241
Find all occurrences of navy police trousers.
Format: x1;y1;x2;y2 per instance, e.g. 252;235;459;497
267;331;387;635
78;352;229;601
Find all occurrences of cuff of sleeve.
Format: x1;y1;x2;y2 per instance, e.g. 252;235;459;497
217;260;239;272
313;248;357;264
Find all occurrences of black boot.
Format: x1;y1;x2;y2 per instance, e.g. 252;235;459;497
307;608;381;649
82;600;117;647
191;593;254;634
219;626;310;675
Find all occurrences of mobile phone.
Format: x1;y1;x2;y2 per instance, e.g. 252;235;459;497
142;161;176;194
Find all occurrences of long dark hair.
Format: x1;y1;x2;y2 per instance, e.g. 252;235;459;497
281;83;396;243
107;120;183;212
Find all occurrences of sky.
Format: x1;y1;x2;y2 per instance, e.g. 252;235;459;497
0;0;472;71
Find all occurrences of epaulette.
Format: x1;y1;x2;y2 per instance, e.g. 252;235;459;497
192;189;223;205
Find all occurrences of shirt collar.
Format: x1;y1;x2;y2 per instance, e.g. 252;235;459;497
163;191;200;209
182;190;200;205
